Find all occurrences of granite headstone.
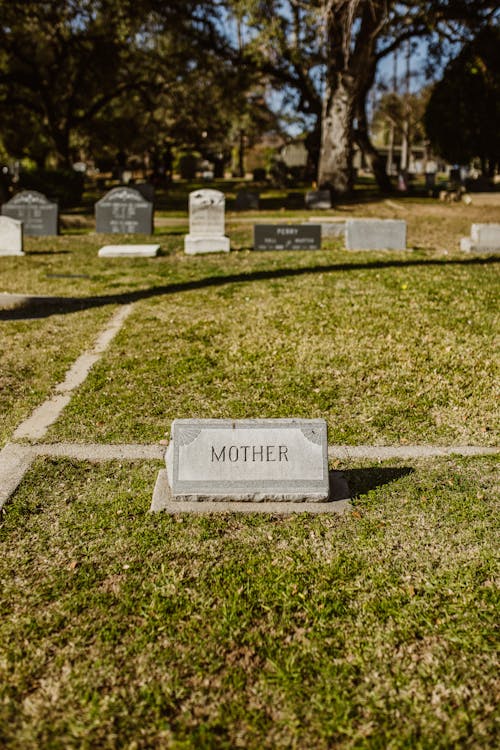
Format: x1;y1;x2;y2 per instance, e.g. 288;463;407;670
0;216;23;255
95;187;153;234
184;189;230;254
345;219;407;250
2;190;58;236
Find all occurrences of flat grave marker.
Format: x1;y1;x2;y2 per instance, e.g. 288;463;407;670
254;224;321;251
235;190;260;210
98;244;160;257
0;216;23;255
95;187;153;234
2;190;58;236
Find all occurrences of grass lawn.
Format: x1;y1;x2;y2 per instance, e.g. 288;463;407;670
1;188;499;747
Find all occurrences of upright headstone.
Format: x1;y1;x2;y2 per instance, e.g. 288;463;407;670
345;219;407;250
235;190;260;210
95;187;153;234
305;190;332;210
184;189;230;254
460;223;500;253
133;182;155;204
2;190;58;236
0;216;23;255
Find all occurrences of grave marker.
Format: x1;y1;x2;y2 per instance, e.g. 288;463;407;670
2;190;58;236
162;418;329;503
235;190;260;210
305;190;332;210
460;223;500;253
0;216;23;255
95;187;153;234
98;244;160;257
345;219;407;250
184;189;230;254
254;224;321;251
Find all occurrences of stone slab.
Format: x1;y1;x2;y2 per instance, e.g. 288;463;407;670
254;225;321;251
184;235;230;254
345;219;407;250
460;237;500;253
98;244;160;257
470;223;500;245
165;418;329;501
0;216;24;255
151;469;351;513
2;190;58;236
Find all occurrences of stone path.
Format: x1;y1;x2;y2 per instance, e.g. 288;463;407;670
1;302;498;510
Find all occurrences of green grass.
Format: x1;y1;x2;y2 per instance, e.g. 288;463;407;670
1;455;498;749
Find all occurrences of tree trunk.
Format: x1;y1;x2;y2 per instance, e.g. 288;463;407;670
355;97;393;193
318;72;355;194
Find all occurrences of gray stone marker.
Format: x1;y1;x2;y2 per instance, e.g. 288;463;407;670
98;244;160;257
0;216;23;255
235;190;260;210
184;189;230;254
460;223;500;253
133;182;155;203
345;219;407;250
305;190;332;210
95;187;153;234
254;224;321;251
159;418;330;505
2;190;58;236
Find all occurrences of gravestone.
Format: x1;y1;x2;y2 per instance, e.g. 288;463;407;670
0;216;23;255
95;187;153;234
460;223;500;253
2;190;58;236
98;244;160;257
184;189;230;254
254;224;321;251
345;219;407;250
150;418;352;513
305;190;332;210
235;190;260;210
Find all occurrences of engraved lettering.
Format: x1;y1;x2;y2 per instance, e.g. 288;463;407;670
228;446;239;462
241;445;250;461
266;445;276;461
252;445;264;461
279;445;288;461
211;446;226;462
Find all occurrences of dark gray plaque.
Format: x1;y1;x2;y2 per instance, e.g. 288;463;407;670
1;190;58;236
95;187;153;234
254;224;321;251
305;190;332;209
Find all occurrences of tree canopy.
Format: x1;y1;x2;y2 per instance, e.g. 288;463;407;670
425;26;500;174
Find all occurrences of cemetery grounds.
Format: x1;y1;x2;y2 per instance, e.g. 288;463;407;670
0;187;499;749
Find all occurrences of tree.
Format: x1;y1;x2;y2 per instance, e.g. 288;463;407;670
222;0;499;195
425;26;500;175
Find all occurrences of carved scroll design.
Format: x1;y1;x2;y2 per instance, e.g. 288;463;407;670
177;427;202;447
299;426;323;445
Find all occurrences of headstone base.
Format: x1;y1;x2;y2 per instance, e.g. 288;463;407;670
0;249;24;256
98;244;160;257
150;469;351;514
184;235;230;254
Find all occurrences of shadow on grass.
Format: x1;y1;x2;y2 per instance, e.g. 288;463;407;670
1;255;498;320
344;466;415;499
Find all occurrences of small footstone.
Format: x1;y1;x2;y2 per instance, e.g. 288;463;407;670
98;245;160;257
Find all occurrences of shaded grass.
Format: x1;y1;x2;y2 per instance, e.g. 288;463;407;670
0;455;498;749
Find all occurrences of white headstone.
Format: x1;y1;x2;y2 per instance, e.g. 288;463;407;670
184;189;230;254
0;216;24;255
460;223;500;253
